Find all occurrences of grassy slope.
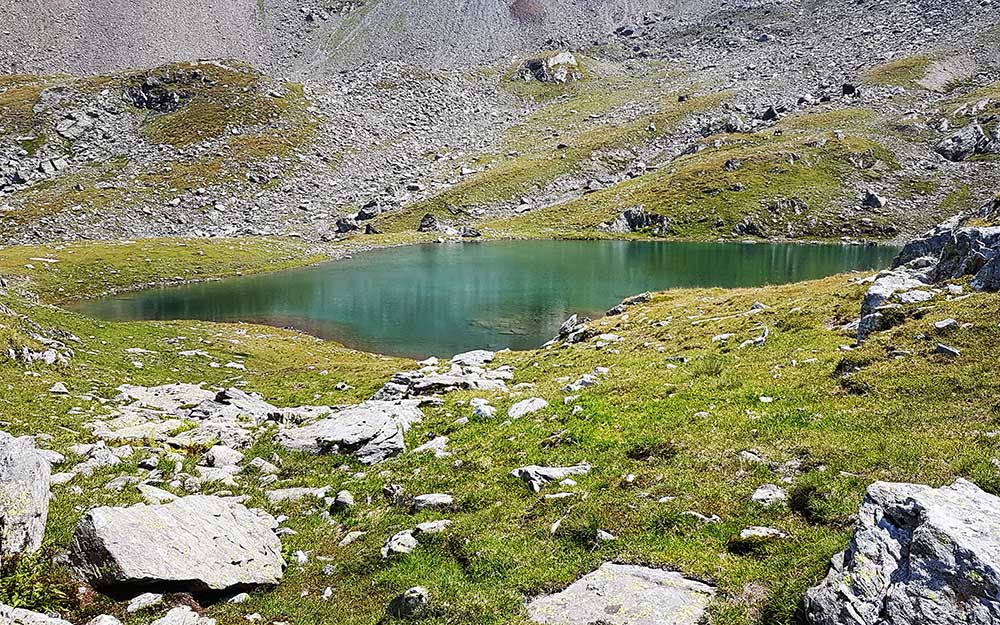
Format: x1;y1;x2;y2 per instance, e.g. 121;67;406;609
0;237;328;302
1;240;998;625
483;110;899;240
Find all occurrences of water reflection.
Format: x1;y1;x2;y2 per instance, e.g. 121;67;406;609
76;240;897;358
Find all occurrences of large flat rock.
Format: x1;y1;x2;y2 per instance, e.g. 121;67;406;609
527;562;715;625
805;478;1000;625
69;495;283;594
0;431;51;560
277;401;423;464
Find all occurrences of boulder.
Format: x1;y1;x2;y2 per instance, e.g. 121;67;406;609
518;51;581;84
387;586;430;619
69;495;284;594
597;207;671;236
804;479;1000;625
508;397;549;419
526;562;715;625
277;401;423;464
417;213;440;232
510;464;591;492
0;431;51;561
149;606;216;625
935;122;986;161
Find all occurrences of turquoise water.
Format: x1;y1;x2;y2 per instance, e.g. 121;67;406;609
75;240;897;358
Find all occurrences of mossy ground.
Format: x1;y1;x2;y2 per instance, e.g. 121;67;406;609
0;236;998;625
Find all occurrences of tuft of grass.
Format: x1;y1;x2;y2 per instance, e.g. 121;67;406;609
0;551;75;613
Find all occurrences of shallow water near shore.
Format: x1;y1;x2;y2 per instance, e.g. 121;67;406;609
75;240;897;358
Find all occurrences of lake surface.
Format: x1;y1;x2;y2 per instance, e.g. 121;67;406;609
76;241;897;358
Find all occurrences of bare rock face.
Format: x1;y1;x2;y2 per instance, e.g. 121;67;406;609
527;562;715;625
69;495;284;595
0;431;51;562
804;479;1000;625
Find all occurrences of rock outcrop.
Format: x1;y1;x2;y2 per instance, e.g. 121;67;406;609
858;206;1000;340
597;207;672;236
70;495;284;595
527;562;715;625
804;479;1000;625
277;401;424;464
0;431;51;561
516;51;581;84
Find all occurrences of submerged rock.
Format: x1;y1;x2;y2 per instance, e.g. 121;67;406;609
69;495;284;594
0;431;51;560
804;479;1000;625
527;562;715;625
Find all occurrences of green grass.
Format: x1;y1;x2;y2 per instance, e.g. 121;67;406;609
0;237;327;302
478;113;898;240
1;238;998;625
864;55;934;88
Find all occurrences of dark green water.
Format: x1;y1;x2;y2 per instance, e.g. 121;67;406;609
75;241;896;358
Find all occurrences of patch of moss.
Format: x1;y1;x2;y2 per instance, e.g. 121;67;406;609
864;55;934;88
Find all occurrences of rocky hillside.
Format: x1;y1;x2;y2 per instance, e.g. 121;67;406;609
2;0;999;244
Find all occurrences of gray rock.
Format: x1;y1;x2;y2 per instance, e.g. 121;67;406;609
149;606;216;625
277;401;423;464
387;586;430;619
526;562;715;625
381;530;418;557
507;397;549;419
752;483;787;506
126;592;164;613
450;349;494;368
0;431;51;560
69;495;283;594
934;343;961;357
331;490;355;513
412;493;453;511
597;207;671;236
265;486;330;503
935;122;986;161
804;479;1000;625
0;604;73;625
510;464;592;493
417;213;440;232
86;616;123;625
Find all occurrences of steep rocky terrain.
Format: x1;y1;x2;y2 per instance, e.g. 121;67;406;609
2;2;1000;625
2;0;999;244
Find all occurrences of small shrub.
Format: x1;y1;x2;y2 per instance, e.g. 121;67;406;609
0;551;75;613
